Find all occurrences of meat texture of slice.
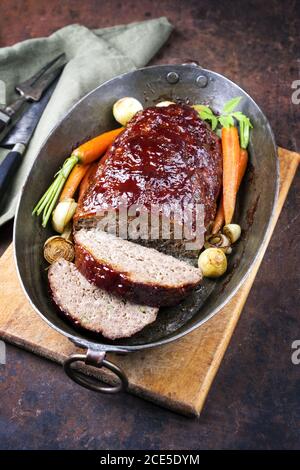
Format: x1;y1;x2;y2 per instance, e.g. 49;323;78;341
48;259;158;340
74;228;202;307
74;104;222;253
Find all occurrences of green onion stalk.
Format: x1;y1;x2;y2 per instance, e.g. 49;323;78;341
32;155;78;228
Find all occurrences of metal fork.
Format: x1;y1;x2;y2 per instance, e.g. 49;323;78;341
0;53;66;135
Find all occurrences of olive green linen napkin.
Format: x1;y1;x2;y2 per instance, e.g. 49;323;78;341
0;17;173;226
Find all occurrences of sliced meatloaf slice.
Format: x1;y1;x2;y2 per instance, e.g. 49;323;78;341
74;228;202;307
48;259;158;340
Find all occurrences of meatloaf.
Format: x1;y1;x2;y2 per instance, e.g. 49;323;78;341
48;258;158;339
74;104;222;256
74;228;202;307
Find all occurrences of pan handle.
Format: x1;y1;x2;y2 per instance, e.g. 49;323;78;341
63;349;128;394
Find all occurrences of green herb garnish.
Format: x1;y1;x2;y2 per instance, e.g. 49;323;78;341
193;105;218;130
193;97;253;149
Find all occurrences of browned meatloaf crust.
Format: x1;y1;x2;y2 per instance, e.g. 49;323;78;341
74;229;202;307
74;104;222;233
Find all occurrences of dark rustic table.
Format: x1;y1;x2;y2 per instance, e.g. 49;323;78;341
0;0;299;450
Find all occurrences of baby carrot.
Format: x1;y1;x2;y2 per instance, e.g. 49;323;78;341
78;162;98;201
59;164;90;201
222;126;240;225
238;148;248;183
212;195;225;234
212;147;249;233
73;127;124;164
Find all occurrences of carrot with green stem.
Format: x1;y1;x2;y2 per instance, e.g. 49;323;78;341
222;126;240;225
196;97;252;232
212;147;248;233
72;127;124;163
78;162;98;201
239;148;249;180
33;127;124;227
59;163;90;201
212;196;225;235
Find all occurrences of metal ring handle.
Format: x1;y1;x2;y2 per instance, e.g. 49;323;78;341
63;353;128;394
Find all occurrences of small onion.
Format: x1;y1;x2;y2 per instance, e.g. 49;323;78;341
156;101;175;107
113;97;143;126
52;198;77;234
204;233;232;254
44;236;74;264
223;224;241;243
198;248;227;278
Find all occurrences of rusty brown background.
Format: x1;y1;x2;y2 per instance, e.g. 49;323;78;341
0;0;299;450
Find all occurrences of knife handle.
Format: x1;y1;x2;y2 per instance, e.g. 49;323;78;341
0;143;25;205
0;120;6;134
0;110;11;135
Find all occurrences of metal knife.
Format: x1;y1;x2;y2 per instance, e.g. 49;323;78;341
0;53;65;138
0;81;57;206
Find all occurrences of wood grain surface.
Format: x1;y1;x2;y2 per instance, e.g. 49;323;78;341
0;147;298;416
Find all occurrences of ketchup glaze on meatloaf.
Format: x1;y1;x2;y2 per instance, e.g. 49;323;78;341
74;104;222;230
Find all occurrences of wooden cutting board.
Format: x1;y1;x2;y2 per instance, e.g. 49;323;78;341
0;147;298;416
